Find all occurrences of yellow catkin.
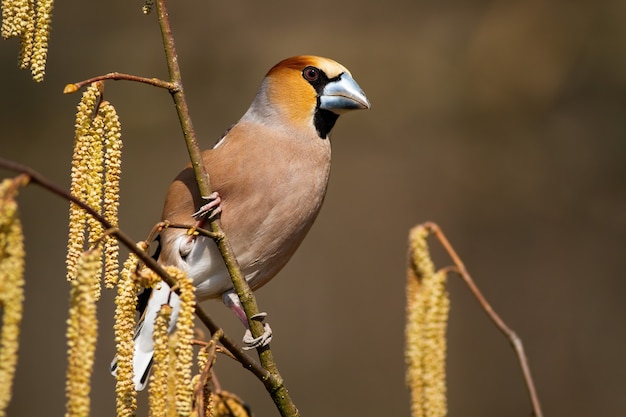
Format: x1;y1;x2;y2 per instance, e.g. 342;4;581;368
207;391;250;417
165;266;196;417
100;101;122;288
29;0;53;82
2;0;52;81
66;201;87;282
114;251;142;417
67;83;102;283
1;0;29;38
66;88;123;297
0;178;26;417
149;303;172;417
406;225;449;417
198;345;210;369
103;234;119;288
422;270;449;417
406;228;428;417
65;248;100;417
85;113;104;300
165;335;178;417
1;0;16;38
66;85;125;300
85;113;104;243
17;0;34;69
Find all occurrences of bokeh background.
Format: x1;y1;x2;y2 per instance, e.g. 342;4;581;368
2;0;625;416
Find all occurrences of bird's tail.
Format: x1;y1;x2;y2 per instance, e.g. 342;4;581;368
110;283;180;391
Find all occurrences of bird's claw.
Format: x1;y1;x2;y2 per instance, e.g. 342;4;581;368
192;191;222;220
242;312;272;350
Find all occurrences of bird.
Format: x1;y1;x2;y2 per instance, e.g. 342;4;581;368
113;55;370;391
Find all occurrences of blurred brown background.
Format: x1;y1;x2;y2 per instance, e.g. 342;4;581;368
2;0;624;416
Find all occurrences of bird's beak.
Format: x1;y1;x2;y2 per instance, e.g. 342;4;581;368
319;73;371;114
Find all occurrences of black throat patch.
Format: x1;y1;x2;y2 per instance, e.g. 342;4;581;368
313;107;339;139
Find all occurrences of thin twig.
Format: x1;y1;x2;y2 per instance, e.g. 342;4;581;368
164;222;225;240
154;0;210;196
0;157;270;383
152;1;298;415
423;221;544;417
63;72;176;94
194;329;222;417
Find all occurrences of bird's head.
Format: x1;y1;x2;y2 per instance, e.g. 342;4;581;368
244;55;370;138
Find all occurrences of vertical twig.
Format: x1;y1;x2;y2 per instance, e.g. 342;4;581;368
153;0;210;197
152;1;299;415
423;222;544;417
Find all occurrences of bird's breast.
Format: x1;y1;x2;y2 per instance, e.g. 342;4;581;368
215;123;331;290
160;121;332;297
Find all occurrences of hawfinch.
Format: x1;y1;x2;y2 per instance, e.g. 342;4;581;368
115;55;370;390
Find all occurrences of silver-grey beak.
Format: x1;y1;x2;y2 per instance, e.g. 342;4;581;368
319;73;370;114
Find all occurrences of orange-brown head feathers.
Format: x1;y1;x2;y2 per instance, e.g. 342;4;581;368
243;55;370;138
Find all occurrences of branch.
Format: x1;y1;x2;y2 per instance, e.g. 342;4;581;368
63;72;176;94
0;157;269;383
154;0;210;196
152;1;299;416
423;222;544;417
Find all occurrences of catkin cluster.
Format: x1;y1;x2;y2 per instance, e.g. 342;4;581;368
0;177;26;417
65;249;101;417
149;303;173;417
206;391;251;417
146;266;197;417
406;225;450;417
114;249;202;417
1;0;54;81
113;246;147;417
174;267;196;416
66;82;122;298
61;81;125;417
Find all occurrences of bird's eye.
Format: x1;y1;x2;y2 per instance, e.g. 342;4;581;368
303;66;320;82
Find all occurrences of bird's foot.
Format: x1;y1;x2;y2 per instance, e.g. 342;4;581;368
242;312;273;350
222;292;273;350
192;191;222;220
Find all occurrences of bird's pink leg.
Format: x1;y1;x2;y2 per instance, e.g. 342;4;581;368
222;291;272;350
